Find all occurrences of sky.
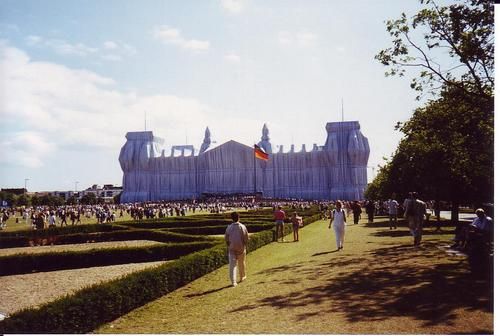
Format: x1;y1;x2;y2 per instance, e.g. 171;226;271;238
0;0;455;192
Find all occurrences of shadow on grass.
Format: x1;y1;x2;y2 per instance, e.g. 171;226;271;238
364;219;461;229
256;262;308;276
371;228;456;238
312;250;340;256
231;242;493;330
185;285;233;298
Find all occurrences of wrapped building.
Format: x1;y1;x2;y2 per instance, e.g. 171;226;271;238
119;121;369;202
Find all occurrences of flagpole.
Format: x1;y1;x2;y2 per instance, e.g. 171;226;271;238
254;147;257;195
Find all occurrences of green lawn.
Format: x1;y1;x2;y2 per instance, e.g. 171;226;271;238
97;216;493;334
0;213;133;232
0;209;219;232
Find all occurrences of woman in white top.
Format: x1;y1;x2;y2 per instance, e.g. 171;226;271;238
328;200;347;250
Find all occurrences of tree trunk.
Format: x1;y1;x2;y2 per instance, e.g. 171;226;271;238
451;200;459;226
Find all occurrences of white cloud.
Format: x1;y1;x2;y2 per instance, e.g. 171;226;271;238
0;43;219;168
0;131;55;168
278;30;318;48
152;25;210;51
183;39;210;51
52;40;98;56
220;0;246;14
25;35;98;56
101;54;122;62
297;32;318;48
122;43;137;55
0;23;20;35
278;31;293;46
224;52;241;63
103;41;118;49
26;35;42;46
25;36;135;61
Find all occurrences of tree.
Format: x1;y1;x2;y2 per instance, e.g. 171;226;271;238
376;0;493;106
31;195;41;206
370;0;494;223
66;196;78;205
113;192;122;204
0;191;17;207
365;162;396;201
17;194;30;206
367;85;493;222
40;195;52;206
408;88;491;199
80;193;97;205
51;196;65;206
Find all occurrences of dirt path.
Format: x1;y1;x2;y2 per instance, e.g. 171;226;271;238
96;217;493;334
0;240;164;257
0;261;169;316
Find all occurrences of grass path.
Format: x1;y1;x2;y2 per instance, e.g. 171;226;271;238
97;216;493;334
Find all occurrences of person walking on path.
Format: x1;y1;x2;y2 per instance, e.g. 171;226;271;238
365;200;375;223
274;205;286;242
433;201;442;232
352;201;362;224
225;211;249;287
291;212;303;242
48;211;57;227
388;193;399;230
403;192;426;247
329;200;347;250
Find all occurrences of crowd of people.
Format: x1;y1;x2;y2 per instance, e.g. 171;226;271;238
0;193;493;286
0;204;123;230
0;198;320;231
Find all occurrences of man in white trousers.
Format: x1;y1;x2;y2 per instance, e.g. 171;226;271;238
225;211;249;287
329;200;347;250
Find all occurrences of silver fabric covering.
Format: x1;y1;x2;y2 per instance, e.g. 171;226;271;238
119;121;369;202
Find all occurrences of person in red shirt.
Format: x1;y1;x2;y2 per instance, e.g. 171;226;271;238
274;205;286;242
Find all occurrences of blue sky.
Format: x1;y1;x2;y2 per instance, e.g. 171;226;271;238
0;0;453;192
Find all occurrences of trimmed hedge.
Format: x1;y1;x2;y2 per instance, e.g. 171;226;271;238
119;217;274;230
0;223;129;239
0;229;212;249
52;230;213;244
0;212;322;334
164;223;275;235
0;243;230;334
121;219;230;229
0;241;217;276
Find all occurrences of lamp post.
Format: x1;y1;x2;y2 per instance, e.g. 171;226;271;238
74;181;79;204
24;178;30;194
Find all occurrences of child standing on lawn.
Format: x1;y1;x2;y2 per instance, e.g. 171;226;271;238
291;212;303;242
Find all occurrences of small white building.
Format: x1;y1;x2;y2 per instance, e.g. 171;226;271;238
50;184;122;203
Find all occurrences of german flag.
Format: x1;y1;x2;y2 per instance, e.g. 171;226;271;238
254;144;269;161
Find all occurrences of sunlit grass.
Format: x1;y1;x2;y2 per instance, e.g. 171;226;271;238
0;208;227;232
97;215;492;334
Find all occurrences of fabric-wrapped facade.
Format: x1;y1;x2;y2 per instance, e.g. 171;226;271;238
119;121;369;202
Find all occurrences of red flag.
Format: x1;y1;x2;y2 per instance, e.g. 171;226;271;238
254;144;269;161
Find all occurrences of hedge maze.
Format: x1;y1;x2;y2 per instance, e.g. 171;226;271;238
0;207;321;333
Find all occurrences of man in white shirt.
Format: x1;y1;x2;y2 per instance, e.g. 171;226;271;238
470;208;493;234
225;212;249;287
388;193;399;230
